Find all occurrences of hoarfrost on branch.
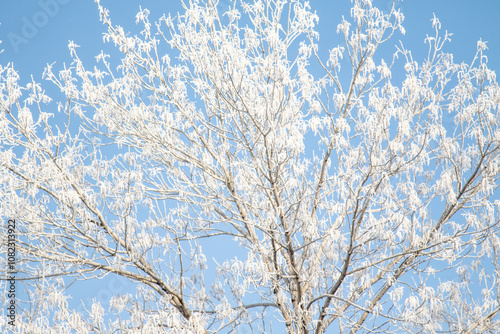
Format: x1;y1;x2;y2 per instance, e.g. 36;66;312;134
1;0;500;333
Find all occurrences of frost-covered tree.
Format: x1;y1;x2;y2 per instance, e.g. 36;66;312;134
1;0;500;333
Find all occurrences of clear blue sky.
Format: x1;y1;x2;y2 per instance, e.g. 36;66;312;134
1;0;499;328
1;0;499;82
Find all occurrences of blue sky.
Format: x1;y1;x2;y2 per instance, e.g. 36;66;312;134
1;0;499;82
1;0;500;330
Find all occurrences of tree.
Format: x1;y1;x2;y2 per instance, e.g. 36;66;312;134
1;0;500;332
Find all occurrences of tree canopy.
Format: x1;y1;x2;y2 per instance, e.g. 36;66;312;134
1;0;500;333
